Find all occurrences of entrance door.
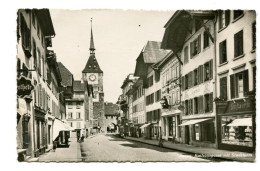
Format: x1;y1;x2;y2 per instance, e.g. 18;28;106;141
185;126;190;144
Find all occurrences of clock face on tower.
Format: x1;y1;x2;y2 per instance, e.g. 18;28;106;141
89;74;96;81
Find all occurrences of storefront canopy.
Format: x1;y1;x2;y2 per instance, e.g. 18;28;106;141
53;119;74;141
227;118;252;127
179;118;212;126
140;123;151;129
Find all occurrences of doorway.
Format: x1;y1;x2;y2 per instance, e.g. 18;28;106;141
185;126;190;144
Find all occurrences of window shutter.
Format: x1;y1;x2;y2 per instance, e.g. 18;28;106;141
200;96;204;113
198;35;201;54
181;76;185;91
190;41;194;58
239;31;244;56
230;74;236;99
209;93;213;112
198;96;201;113
225;10;230;26
197;66;201;84
243;70;249;97
191;71;194;87
190;99;193;114
209;59;213;80
199;65;204;83
220;77;227;100
219;42;223;64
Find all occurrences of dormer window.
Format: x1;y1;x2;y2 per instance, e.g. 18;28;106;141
88;65;91;68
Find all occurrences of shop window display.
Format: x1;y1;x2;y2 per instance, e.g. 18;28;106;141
221;115;253;147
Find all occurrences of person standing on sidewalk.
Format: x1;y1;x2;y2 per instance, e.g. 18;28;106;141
80;134;85;142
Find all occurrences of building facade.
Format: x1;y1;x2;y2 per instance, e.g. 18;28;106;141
66;80;87;138
16;9;65;160
154;51;182;142
134;41;170;140
215;10;256;152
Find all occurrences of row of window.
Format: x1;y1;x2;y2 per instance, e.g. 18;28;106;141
133;102;144;113
184;31;210;65
133;86;144;101
68;102;82;109
219;70;250;100
68;122;81;128
146;109;161;122
182;59;213;91
146;90;161;106
218;10;243;30
67;112;81;119
219;25;256;66
184;93;213;115
162;64;180;86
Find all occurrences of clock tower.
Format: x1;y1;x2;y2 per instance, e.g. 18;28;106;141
82;18;105;129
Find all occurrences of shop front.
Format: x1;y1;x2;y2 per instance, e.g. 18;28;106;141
179;118;216;148
216;97;256;152
161;109;182;142
34;107;47;157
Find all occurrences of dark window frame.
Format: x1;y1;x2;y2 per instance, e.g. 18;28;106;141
234;30;244;58
219;40;227;64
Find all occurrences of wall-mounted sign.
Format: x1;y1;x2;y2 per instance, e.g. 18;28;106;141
17;76;34;98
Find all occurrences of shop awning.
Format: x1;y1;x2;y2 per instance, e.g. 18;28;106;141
53;119;74;141
140;123;151;129
179;118;213;126
227;118;252;127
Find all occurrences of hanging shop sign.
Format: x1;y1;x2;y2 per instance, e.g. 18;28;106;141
17;76;34;98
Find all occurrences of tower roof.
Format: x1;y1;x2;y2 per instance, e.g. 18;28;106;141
83;18;103;73
90;25;95;51
89;18;95;53
82;54;103;73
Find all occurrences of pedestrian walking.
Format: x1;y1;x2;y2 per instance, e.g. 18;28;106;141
53;141;57;152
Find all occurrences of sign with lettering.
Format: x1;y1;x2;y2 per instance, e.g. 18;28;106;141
216;98;255;115
17;76;34;98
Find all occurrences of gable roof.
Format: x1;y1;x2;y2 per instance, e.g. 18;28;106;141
82;54;103;73
142;41;171;64
73;80;85;92
57;62;73;87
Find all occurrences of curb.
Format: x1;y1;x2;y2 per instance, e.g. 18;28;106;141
123;137;254;162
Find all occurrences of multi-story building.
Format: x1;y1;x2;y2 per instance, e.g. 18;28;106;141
215;10;256;152
65;80;87;138
134;41;170;139
161;10;256;152
129;78;145;137
16;9;65;160
153;51;182;142
117;74;137;136
161;10;217;148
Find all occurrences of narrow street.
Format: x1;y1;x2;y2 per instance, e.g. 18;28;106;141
39;134;213;162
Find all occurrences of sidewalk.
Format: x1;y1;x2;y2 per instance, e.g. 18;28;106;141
38;138;81;162
124;136;255;162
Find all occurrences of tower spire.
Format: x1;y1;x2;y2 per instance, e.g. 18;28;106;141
90;18;95;54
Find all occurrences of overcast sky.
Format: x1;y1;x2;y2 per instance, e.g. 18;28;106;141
50;9;173;103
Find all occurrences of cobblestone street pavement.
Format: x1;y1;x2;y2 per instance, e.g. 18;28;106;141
79;134;212;162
